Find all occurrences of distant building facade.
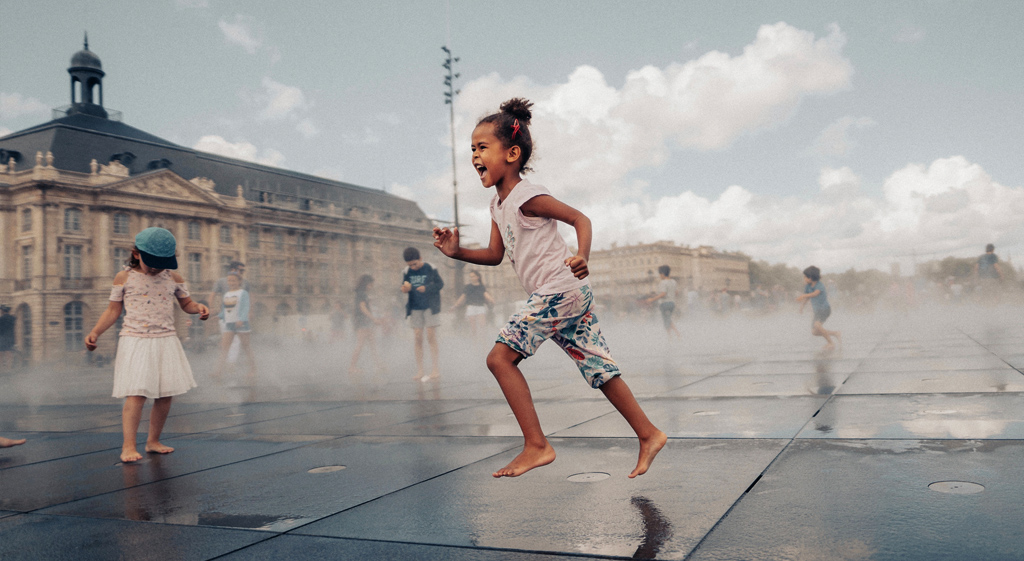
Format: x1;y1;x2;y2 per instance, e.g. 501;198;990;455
589;241;751;311
0;42;439;363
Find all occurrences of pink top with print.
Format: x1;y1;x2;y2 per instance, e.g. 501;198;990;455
109;269;189;338
489;180;588;296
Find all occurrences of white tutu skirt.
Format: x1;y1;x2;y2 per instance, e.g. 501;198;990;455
112;336;197;399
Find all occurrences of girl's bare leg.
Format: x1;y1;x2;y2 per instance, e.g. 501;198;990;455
121;396;146;462
238;333;257;386
145;396;174;454
349;329;367;373
412;327;425;379
599;377;667;478
486;343;555;477
426;326;440;379
213;332;234;379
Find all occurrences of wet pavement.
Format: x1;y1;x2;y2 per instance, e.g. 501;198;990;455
2;307;1024;560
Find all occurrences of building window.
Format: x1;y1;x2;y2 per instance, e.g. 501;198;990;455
274;231;284;251
220;225;233;244
63;245;82;280
248;228;260;249
112;213;130;236
297;233;308;253
64;208;82;232
188;253;202;284
21;246;32;281
297;261;310;292
21;208;32;232
221;256;234;277
318;237;328;254
18;304;31;354
273;260;286;293
248;259;261;291
319;263;331;293
188;221;201;241
64;301;84;351
112;247;130;273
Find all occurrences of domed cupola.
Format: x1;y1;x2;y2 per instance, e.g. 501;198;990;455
67;33;108;118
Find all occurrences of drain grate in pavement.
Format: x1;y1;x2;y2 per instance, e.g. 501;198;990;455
929;481;984;494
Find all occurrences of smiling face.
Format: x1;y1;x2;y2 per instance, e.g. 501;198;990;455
471;122;519;188
132;249;164;276
227;274;241;290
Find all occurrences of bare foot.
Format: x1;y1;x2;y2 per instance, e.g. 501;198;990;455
145;442;175;455
427;369;440;380
121;447;143;463
493;442;556;478
414;370;424;381
629;430;667;479
0;437;26;448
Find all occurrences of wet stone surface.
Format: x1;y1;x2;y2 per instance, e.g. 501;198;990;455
2;308;1024;559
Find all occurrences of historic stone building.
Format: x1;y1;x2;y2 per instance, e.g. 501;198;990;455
0;42;441;363
588;241;751;312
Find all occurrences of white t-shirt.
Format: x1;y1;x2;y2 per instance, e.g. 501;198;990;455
222;289;244;323
489;180;588;296
658;278;677;304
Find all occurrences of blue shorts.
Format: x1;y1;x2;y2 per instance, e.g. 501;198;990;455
497;285;620;389
813;307;831;325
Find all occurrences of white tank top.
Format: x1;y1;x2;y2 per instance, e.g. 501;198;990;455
489;180;588;296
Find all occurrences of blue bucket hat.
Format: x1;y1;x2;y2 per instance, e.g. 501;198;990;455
135;227;178;270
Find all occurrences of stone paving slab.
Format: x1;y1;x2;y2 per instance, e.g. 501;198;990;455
0;433;324;512
553;396;828;439
725;359;861;376
0;432;122;470
82;402;350;434
40;436;520;532
211;400;482;436
686;439;1024;561
797;393;1024;439
364;399;615;437
0;514;270;561
856;355;1012;373
669;373;847;397
837;370;1024;394
218;534;612;561
295;438;788;560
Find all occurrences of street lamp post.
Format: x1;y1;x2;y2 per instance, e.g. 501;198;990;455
442;45;465;297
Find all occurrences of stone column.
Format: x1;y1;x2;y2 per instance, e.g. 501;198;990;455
96;213;111;278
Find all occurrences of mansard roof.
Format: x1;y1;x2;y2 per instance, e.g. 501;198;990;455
0;112;427;221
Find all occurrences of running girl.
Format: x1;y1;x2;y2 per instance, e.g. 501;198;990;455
85;227;209;463
433;98;666;478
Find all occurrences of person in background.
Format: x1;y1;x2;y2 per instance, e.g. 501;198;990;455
450;270;496;338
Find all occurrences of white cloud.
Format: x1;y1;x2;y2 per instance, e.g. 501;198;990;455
193;135;285;167
447;22;852;211
894;25;926;44
258;77;307;120
0;126;12;138
0;92;49;120
806;116;876;157
218;15;261;55
296;118;319;138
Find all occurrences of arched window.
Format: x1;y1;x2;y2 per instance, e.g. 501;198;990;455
64;208;82;232
64;301;84;351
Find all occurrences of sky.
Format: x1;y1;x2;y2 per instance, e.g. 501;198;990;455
1;0;1022;272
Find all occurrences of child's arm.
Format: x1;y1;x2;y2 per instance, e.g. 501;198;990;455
520;195;592;279
449;293;467;311
433;222;505;266
484;291;496;306
85;300;124;351
171;272;210;320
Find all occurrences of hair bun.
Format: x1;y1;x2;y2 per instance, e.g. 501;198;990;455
499;98;533;124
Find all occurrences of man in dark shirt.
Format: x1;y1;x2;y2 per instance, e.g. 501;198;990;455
975;244;1003;305
401;247;443;381
0;306;15;371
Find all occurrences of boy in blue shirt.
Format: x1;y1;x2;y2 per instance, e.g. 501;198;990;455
796;266;841;350
401;247;444;381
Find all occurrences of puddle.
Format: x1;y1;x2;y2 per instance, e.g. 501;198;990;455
308;465;346;474
198;512;302;530
567;472;610;483
692;410;720;416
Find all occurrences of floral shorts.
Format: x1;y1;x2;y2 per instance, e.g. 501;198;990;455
497;285;620;388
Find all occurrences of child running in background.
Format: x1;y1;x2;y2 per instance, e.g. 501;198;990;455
349;274;383;375
433;98;666;479
213;272;257;384
645;265;681;338
796;265;841;350
450;270;496;337
85;227;209;463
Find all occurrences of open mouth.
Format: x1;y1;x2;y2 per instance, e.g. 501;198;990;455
475;164;487;178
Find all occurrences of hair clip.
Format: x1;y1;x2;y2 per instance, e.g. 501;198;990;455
511;119;520;140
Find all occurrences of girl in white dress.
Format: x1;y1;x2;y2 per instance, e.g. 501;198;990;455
86;228;209;463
